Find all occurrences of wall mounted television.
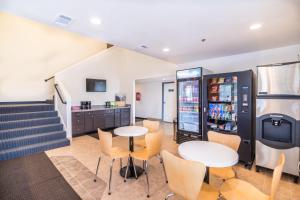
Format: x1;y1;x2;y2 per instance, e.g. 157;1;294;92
86;78;106;92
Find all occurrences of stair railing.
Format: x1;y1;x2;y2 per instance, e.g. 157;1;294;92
54;84;67;104
54;79;72;139
44;76;55;82
45;77;72;139
44;76;66;105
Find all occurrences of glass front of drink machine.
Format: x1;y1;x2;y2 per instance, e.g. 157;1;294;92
177;68;202;134
178;80;200;133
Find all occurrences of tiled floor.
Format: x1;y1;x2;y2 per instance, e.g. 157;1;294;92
46;122;300;200
50;156;106;200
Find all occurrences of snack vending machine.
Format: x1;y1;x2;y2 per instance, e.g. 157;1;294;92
202;70;255;167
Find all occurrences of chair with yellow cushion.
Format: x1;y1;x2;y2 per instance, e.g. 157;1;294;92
135;120;160;147
126;131;167;198
220;154;285;200
161;150;219;200
208;131;241;180
93;129;130;195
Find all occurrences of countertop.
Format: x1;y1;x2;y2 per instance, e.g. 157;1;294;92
71;105;131;113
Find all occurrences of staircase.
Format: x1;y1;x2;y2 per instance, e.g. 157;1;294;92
0;102;70;161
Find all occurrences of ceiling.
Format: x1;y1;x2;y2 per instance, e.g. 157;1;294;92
1;0;300;63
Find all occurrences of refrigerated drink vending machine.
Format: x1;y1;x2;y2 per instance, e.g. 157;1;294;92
176;68;202;143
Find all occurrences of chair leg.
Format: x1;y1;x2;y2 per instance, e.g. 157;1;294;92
217;178;226;199
108;159;115;195
217;194;226;200
165;193;174;200
145;160;150;198
124;157;130;182
120;158;122;169
160;157;168;183
132;158;138;179
94;156;101;182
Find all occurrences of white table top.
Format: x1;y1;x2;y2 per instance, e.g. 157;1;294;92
114;126;148;137
178;141;239;168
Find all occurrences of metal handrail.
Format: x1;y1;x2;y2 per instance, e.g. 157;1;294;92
45;76;55;82
54;84;66;104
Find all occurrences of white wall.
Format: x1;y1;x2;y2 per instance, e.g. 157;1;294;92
178;44;300;73
55;47;177;122
135;81;162;119
55;48;122;106
119;49;177;107
54;79;72;139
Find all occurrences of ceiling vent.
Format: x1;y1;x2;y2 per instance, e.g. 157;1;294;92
140;45;148;49
54;15;73;26
134;44;149;51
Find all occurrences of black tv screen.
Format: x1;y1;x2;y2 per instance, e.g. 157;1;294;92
86;79;106;92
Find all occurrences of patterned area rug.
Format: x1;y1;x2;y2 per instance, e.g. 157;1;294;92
50;156;107;200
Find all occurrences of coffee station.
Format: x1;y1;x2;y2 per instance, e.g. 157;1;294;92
72;101;131;137
71;78;131;136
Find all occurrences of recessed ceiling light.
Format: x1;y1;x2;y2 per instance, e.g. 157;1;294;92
163;48;170;52
249;23;262;30
90;17;101;25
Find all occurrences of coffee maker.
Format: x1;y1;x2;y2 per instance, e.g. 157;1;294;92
80;101;91;109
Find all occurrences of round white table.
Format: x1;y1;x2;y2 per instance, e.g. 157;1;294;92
114;126;148;137
178;141;238;183
114;126;148;179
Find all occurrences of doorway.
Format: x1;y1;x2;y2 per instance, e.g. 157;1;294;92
162;82;176;122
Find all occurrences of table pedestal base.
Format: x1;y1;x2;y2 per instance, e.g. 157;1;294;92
119;136;144;179
204;167;209;183
120;165;144;179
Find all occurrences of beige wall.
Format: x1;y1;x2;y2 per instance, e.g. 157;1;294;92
0;12;107;102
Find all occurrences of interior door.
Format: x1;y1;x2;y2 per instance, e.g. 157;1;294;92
163;82;176;122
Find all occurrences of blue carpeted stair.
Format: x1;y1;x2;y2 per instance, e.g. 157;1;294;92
0;102;70;160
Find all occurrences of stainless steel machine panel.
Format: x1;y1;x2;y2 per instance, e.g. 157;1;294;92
256;140;300;176
257;63;300;96
256;99;300;120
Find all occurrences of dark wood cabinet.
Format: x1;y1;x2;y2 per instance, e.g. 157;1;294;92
104;114;115;128
84;111;94;131
114;109;121;127
121;108;130;126
72;112;84;136
93;110;105;130
72;106;131;136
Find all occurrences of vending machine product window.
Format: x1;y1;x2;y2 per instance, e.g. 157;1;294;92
207;76;238;133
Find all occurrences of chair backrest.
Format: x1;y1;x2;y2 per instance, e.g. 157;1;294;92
208;131;241;151
270;154;285;200
143;120;160;133
145;129;163;159
161;150;206;200
98;129;112;157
